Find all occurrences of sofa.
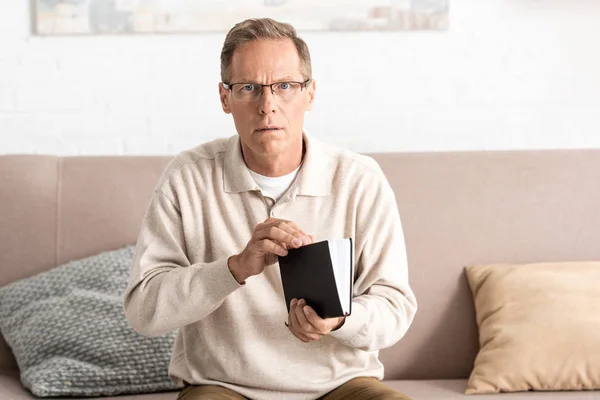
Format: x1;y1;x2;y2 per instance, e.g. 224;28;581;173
1;150;600;400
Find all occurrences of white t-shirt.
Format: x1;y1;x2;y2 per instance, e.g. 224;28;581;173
248;165;301;201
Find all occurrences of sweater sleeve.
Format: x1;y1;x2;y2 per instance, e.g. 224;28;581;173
329;166;418;351
123;190;243;337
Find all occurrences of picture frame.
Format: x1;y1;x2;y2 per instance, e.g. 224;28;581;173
33;0;449;35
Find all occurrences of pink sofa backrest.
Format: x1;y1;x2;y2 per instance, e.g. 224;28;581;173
2;151;600;379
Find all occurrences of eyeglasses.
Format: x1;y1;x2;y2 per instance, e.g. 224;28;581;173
222;79;312;103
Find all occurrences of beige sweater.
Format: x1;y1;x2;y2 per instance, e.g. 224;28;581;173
123;133;417;400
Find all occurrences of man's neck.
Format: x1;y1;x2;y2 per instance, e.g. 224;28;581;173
242;141;305;178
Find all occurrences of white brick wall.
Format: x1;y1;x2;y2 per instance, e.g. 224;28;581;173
1;0;600;155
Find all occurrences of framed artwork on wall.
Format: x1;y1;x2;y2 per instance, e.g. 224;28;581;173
34;0;448;35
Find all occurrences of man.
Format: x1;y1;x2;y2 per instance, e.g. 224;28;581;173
124;18;417;400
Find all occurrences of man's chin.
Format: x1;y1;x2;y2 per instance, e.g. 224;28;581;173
252;130;285;143
241;130;299;157
253;139;288;156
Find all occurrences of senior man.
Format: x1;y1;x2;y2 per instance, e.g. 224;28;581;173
124;17;417;400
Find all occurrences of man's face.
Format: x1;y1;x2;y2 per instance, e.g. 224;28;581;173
219;39;315;159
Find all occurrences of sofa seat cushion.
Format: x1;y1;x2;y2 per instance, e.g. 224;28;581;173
3;373;598;400
390;380;600;399
0;370;178;400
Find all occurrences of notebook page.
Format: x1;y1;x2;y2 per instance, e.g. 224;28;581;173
328;238;352;315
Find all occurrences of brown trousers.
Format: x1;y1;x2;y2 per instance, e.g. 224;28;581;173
177;377;411;400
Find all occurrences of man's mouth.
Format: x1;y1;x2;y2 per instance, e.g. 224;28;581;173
256;127;281;132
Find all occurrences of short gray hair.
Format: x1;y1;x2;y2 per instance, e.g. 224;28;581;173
220;18;312;83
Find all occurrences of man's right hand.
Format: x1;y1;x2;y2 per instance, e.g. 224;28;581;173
228;218;314;284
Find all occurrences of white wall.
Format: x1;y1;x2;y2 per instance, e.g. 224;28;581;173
1;0;599;155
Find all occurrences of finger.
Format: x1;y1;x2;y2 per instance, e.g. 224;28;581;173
289;299;316;337
289;326;312;342
261;217;302;232
286;321;312;342
295;299;322;334
263;218;310;241
253;238;288;257
281;220;310;239
281;221;314;246
255;225;304;249
302;304;330;333
254;219;292;242
287;320;321;342
287;300;312;342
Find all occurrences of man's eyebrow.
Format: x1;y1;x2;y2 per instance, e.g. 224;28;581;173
232;76;299;83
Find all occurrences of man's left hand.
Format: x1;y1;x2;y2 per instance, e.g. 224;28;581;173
286;298;345;342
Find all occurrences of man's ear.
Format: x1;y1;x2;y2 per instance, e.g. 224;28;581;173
219;82;231;114
305;79;316;111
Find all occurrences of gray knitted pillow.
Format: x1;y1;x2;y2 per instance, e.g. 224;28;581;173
0;245;181;397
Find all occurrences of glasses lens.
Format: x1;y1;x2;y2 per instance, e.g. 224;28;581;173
233;84;261;102
272;82;302;102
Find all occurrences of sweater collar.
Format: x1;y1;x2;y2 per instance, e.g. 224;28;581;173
223;132;331;197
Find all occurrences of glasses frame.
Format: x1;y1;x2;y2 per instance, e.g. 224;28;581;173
222;79;312;102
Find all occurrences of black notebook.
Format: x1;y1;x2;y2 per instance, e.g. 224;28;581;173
277;238;354;319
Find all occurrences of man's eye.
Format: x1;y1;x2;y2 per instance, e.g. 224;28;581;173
241;84;255;92
279;82;291;90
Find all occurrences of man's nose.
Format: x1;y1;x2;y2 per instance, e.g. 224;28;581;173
259;88;277;115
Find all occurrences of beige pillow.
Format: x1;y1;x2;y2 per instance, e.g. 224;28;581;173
465;261;600;394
